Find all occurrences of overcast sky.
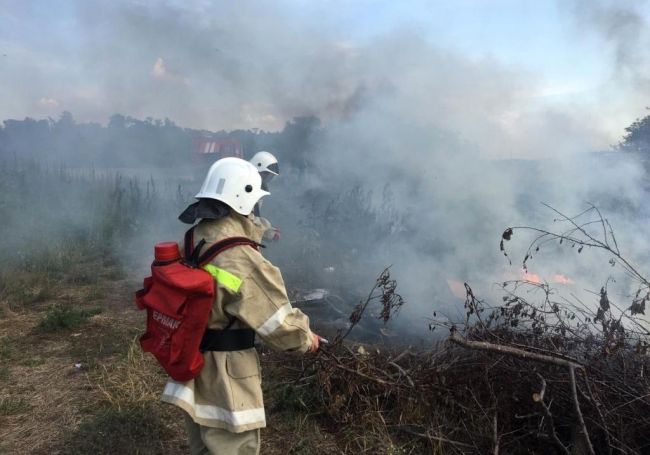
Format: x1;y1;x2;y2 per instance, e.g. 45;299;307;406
1;0;649;157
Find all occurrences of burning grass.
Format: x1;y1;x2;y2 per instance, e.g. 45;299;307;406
265;207;650;454
268;300;650;453
259;203;650;454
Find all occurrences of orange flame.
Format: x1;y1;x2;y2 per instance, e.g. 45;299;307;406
446;279;466;299
520;270;572;285
552;274;572;285
520;271;542;284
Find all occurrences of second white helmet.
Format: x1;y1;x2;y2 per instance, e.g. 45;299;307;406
249;151;279;175
195;157;269;215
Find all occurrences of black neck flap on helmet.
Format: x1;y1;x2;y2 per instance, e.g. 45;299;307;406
178;199;230;224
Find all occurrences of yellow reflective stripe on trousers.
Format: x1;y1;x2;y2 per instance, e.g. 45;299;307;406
203;265;242;293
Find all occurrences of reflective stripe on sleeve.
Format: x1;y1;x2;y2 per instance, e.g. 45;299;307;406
256;303;292;336
203;265;242;293
162;381;265;427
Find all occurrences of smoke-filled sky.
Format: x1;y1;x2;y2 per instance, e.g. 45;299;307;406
1;0;649;158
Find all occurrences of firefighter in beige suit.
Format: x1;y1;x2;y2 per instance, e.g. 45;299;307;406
169;158;320;455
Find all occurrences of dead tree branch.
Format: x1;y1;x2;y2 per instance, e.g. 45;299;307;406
449;331;583;369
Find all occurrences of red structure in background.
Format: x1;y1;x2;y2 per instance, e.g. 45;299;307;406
192;136;243;163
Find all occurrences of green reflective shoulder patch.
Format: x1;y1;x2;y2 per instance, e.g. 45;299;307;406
203;264;242;293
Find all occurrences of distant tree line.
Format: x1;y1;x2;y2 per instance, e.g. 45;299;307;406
619;109;650;153
3;108;649;169
0;111;322;169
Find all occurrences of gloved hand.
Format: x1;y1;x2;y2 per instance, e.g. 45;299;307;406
262;226;281;242
308;333;322;353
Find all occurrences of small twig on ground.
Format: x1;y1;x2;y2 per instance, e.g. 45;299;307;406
392;425;475;449
388;361;415;388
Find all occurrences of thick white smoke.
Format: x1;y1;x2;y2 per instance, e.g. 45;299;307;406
2;0;650;335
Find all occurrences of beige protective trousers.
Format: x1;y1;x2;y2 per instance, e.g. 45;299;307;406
184;413;260;455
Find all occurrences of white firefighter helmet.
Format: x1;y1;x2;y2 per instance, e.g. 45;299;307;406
195;157;269;215
249;151;279;176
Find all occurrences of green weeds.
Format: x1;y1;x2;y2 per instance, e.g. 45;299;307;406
0;337;13;361
103;267;127;281
0;161;188;311
0;397;30;416
69;324;138;363
83;284;106;301
38;304;103;332
1;272;54;306
0;339;13;379
19;356;45;367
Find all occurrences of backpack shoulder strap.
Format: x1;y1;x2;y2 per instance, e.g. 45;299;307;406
183;227;195;259
198;237;262;267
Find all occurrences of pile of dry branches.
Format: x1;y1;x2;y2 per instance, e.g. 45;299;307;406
274;206;650;454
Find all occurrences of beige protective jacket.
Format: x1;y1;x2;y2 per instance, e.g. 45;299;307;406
161;213;314;433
